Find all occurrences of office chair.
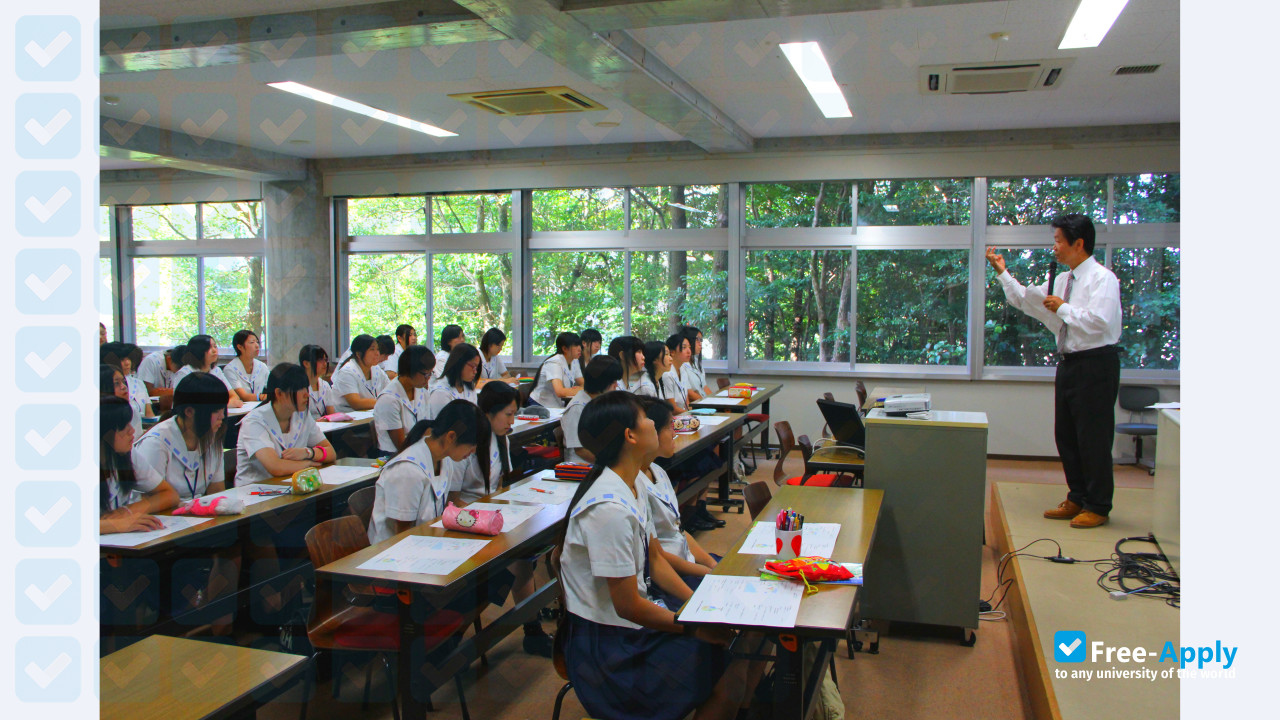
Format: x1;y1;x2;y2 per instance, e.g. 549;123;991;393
1116;385;1160;473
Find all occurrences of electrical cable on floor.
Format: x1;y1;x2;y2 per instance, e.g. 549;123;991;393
1093;535;1180;608
982;538;1115;616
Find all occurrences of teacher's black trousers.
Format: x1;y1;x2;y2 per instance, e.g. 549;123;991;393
1055;349;1121;516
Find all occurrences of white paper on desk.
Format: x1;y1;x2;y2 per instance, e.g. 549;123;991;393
679;575;803;628
696;397;744;407
545;408;565;419
693;415;730;427
319;464;377;485
347;410;375;420
356;534;491;576
203;484;288;507
511;418;534;430
739;521;841;558
315;421;353;432
430;502;542;531
1148;402;1181;410
227;401;261;416
99;515;213;547
495;478;578;505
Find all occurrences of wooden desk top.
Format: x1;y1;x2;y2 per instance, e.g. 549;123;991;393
690;382;781;412
100;635;307;720
807;445;866;468
671;413;746;463
697;485;883;636
509;415;562;446
99;458;381;556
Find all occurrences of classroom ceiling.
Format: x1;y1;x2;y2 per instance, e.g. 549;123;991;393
98;0;1179;176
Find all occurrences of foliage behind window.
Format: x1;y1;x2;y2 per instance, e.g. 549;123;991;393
532;188;625;231
631;251;728;358
745;250;851;361
532;252;624;354
630;186;727;229
857;179;972;226
856;249;968;365
348;196;427;235
987;176;1108;226
1114;247;1179;369
431;193;511;233
1113;173;1179;224
347;253;426;342
746;182;854;228
432;253;512;340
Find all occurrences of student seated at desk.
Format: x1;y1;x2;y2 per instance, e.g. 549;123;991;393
101;364;141;435
479;327;512;381
562;355;623;465
99;396;179;534
663;333;694;413
529;331;582;408
426;343;480;420
679;326;715;402
381;324;417;380
332;334;389;412
434;324;466;379
299;344;337;420
224;329;270;403
374;346;435;456
556;391;748;720
100;321;108;346
235;363;336;485
635;341;673;403
103;343;157;427
608;335;647;393
134;372;229;499
636;397;719;600
137;345;183;397
367;399;483;545
570;327;601;387
172;334;244;409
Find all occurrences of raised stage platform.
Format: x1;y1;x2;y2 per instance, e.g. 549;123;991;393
991;482;1179;720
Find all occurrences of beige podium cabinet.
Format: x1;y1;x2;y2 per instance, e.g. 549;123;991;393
1152;409;1181;577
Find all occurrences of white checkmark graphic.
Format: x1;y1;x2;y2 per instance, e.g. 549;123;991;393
25;574;72;611
25;497;72;533
24;31;73;67
24;264;72;301
25;652;71;689
25;187;73;223
25;343;72;379
25;420;72;456
1059;638;1082;655
25;109;73;146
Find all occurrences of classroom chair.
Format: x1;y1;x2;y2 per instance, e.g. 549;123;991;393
799;434;858;487
820;393;834;437
1115;385;1160;473
855;381;868;411
346;486;376;529
550;619;576;720
716;377;731;390
303;516;475;720
771;421;840;488
743;481;773;520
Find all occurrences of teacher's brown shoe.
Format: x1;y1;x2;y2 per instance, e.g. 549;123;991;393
1070;511;1108;529
1043;500;1082;520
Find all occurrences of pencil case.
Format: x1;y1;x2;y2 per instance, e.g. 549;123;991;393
727;387;754;398
290;467;322;494
554;462;592;481
441;502;504;535
673;415;701;433
173;496;245;516
320;412;353;422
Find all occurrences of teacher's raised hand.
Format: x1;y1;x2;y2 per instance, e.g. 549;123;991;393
985;247;1006;274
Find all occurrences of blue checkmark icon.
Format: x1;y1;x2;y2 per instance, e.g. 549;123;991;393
1054;630;1087;663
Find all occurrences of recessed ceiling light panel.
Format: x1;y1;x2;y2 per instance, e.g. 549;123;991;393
779;41;852;119
1059;0;1130;49
267;81;457;138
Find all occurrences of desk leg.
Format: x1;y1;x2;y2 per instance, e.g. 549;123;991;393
762;397;772;459
773;634;804;720
399;593;427;720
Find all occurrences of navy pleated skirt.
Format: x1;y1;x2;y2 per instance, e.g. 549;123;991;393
565;613;730;720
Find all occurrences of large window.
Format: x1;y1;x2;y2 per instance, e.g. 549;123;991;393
987;176;1108;226
746;182;854;228
202;256;265;347
98;257;115;334
431;193;511;233
532;188;625;232
857;250;968;365
348;196;427;235
347;253;427;340
630;185;727;229
201;202;263;239
745;250;851;362
132;203;197;241
133;257;199;347
531;251;624;355
432;253;513;339
1113;173;1179;224
1114;247;1179;370
858;179;971;226
630;251;729;359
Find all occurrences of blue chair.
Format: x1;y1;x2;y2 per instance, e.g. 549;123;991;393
1116;386;1160;473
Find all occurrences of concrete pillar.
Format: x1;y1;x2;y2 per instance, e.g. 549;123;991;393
263;160;334;365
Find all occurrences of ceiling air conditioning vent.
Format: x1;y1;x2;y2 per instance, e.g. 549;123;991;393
1114;64;1161;76
449;86;607;116
920;59;1075;95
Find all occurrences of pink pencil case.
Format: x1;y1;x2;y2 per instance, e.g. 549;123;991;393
321;412;353;422
172;496;245;516
441;502;504;536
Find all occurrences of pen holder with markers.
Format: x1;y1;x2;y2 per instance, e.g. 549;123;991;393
775;528;803;561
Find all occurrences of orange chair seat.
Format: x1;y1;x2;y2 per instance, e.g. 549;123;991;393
330;607;467;652
746;413;769;423
785;473;838;487
525;446;561;460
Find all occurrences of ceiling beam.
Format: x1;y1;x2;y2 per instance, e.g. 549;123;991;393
564;0;1000;32
454;0;753;153
100;0;506;74
100;117;306;182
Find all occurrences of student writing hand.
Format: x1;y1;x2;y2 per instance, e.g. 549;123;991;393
985;247;1006;274
104;508;164;533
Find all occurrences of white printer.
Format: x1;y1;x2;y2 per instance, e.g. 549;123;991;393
883;393;931;414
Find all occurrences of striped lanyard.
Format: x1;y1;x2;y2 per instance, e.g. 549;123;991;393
572;491;652;598
386;453;447;519
309;384;326;415
230;361;256;392
159;431;204;498
267;411;304;449
646;475;679;519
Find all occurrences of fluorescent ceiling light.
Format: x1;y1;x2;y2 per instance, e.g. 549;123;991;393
778;41;851;119
267;81;457;138
1059;0;1130;49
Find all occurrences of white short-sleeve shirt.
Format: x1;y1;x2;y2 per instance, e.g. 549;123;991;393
454;434;506;503
560;391;591;464
103;453;164;512
331;361;389;412
306;380;337;420
661;369;689;411
125;375;150;434
680;362;706;396
367;438;451;545
172;364;234;392
481;354;508;380
380;345;404;375
425;381;478;421
374;379;430;453
433;349;451;379
136;351;174;390
637;464;695;564
529;354;574;409
235;402;326;485
633;373;660;399
223;358;270;395
133;417;224;499
561;468;659;628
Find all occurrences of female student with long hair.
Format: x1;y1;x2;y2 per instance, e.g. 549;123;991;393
225;329;270;402
381;323;417;380
367;399;484;545
235;363;336;485
528;331;582;408
680;325;715;400
635;340;673;404
101;362;147;434
299;344;336;419
133;372;229;499
172;334;244;408
102;342;157;429
426;343;481;420
100;396;179;534
556;391;749;720
607;335;647;392
374;346;435;455
332;334;389;412
663;333;694;412
435;324;466;378
479;327;512;380
449;382;556;656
